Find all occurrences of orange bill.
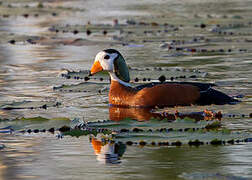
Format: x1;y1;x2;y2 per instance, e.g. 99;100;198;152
90;60;103;75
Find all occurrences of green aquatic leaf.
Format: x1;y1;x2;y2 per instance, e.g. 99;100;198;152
0;101;60;110
114;130;251;145
205;121;221;130
63;129;89;137
16;117;69;122
18;116;49;121
61;117;252;144
63;128;112;137
51;117;70;121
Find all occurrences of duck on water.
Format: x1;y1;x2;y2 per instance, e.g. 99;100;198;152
89;49;238;108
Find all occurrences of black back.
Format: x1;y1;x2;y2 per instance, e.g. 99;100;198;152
135;81;215;91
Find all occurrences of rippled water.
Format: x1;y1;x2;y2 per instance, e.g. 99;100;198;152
0;0;252;179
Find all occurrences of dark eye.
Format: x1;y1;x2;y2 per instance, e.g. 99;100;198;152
104;55;110;59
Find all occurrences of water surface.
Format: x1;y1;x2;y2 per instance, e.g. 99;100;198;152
0;0;252;179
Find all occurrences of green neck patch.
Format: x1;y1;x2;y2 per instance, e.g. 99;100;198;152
113;55;130;82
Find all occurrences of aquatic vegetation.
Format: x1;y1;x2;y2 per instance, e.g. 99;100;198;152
205;121;221;130
63;129;96;137
1;113;250;147
56;67;209;92
63;128;112;137
0;0;252;179
0;101;61;110
5;114;246;147
18;116;49;121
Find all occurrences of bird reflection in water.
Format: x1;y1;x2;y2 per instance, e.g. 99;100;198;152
91;108;221;163
109;106;221;121
91;137;126;164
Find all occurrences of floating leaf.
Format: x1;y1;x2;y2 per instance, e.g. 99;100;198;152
63;129;90;137
18;116;49;121
0;101;60;110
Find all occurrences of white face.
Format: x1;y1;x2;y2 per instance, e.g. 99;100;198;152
94;51;118;72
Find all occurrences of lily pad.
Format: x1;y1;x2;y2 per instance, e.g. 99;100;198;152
0;100;60;110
